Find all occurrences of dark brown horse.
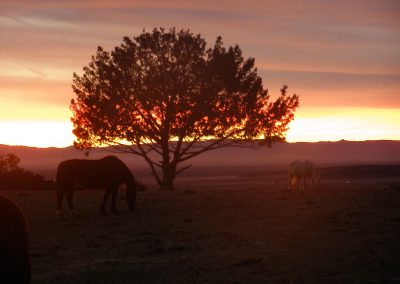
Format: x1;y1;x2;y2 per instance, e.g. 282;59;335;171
0;195;31;284
56;156;136;216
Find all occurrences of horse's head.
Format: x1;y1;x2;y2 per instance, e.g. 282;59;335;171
135;180;147;191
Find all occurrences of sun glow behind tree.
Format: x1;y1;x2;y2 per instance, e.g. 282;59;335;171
0;108;399;148
70;28;299;190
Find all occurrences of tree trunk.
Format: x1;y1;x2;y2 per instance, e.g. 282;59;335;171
160;165;175;191
160;137;175;190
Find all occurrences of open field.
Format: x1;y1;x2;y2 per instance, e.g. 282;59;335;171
2;140;400;180
2;166;400;283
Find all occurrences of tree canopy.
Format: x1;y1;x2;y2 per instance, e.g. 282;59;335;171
71;28;299;190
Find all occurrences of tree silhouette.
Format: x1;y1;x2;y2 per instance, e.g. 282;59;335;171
0;153;20;188
71;28;299;190
0;153;54;190
0;153;20;175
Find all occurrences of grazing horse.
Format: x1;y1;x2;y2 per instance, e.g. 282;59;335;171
0;195;31;284
288;160;320;190
56;156;136;216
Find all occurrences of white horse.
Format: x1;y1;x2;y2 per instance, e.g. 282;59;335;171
288;160;320;190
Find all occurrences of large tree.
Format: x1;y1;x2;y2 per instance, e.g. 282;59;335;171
71;28;299;190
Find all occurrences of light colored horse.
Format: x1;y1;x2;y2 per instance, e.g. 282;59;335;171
288;160;320;190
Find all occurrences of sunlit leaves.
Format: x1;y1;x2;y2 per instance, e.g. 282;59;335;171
71;27;299;188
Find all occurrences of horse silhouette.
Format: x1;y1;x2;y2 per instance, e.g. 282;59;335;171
288;160;320;190
56;156;136;216
0;195;31;284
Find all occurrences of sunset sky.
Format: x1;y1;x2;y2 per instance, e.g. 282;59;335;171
1;0;399;147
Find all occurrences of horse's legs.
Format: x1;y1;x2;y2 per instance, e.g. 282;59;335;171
289;175;298;190
56;189;66;217
100;188;112;214
296;176;300;190
111;187;119;214
66;191;74;216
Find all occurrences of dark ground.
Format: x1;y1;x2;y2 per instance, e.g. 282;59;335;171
2;165;400;283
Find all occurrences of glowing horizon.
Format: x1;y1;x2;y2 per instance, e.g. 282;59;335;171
0;106;399;148
285;107;400;143
0;120;74;148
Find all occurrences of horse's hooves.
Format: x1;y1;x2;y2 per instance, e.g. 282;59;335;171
55;214;64;220
55;210;65;220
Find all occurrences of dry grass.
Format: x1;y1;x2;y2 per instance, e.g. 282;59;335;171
2;171;400;283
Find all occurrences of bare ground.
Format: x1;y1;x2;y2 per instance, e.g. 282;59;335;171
2;173;400;284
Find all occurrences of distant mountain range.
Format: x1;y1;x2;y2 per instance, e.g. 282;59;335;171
1;140;400;179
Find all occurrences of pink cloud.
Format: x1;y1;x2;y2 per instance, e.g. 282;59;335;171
1;0;399;110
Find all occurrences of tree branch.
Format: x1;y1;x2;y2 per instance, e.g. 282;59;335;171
175;164;192;176
135;140;162;185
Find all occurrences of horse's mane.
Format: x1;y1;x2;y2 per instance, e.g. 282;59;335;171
102;156;135;182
